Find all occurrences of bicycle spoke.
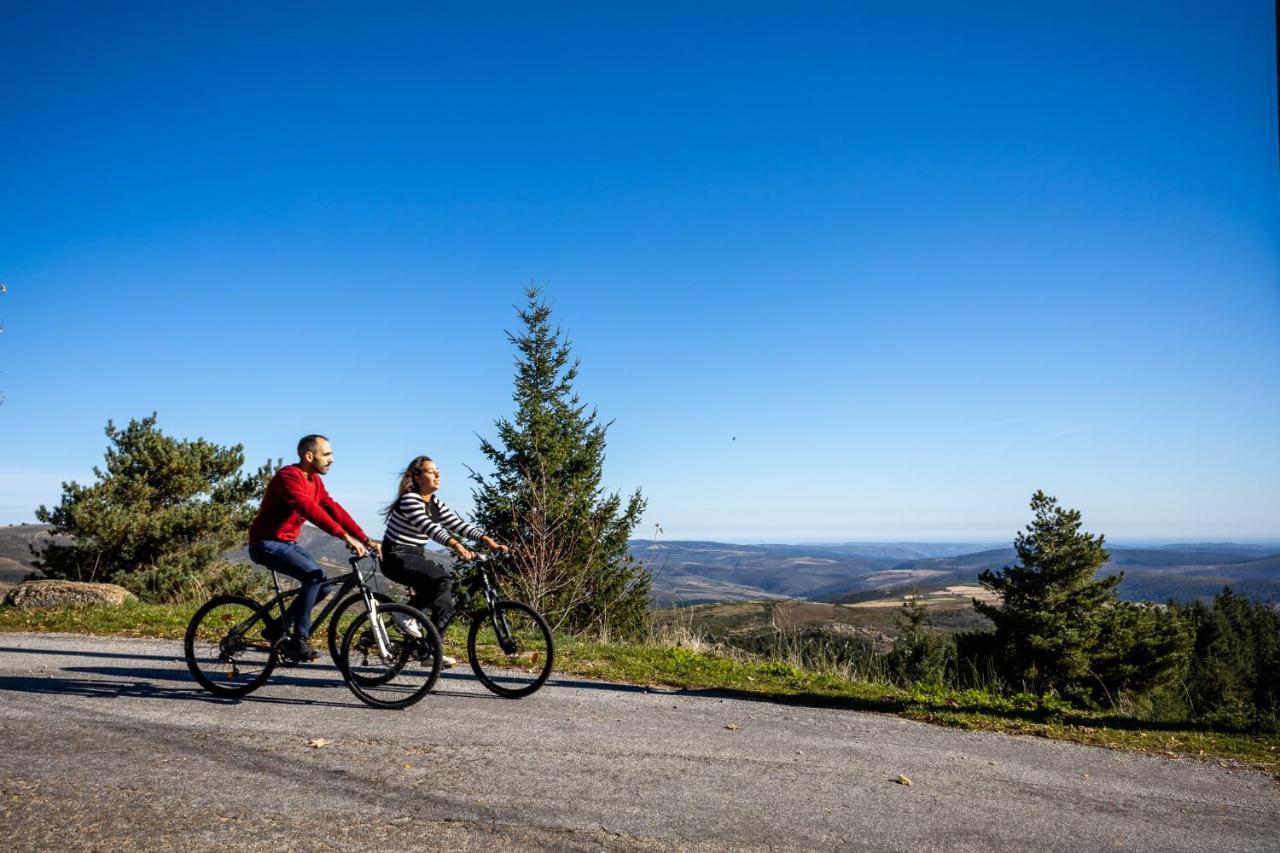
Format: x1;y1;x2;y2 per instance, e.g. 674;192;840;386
467;601;554;698
184;595;277;696
338;604;441;709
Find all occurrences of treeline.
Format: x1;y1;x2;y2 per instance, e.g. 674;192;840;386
751;493;1280;733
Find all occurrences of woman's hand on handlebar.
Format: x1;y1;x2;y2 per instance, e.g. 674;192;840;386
479;535;510;554
452;542;477;561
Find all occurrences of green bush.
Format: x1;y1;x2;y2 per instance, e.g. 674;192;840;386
33;414;276;603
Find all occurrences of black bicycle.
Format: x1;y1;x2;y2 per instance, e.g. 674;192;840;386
440;549;559;698
344;549;554;698
184;554;443;709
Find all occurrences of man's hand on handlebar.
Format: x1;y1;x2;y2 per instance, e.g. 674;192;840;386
342;534;368;558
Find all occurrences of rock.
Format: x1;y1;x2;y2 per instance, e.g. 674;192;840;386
3;579;136;609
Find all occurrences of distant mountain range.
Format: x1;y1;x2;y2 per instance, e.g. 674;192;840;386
4;524;1277;607
630;539;1280;606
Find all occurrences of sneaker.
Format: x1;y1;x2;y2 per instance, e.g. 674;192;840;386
284;636;320;663
391;611;424;638
411;640;456;668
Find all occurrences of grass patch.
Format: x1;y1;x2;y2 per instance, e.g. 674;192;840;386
0;601;196;639
3;603;1277;778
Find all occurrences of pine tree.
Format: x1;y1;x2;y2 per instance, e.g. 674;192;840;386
974;490;1118;697
470;286;649;639
888;595;953;687
33;414;276;602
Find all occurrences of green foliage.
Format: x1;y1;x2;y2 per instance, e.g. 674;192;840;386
33;414;276;603
888;596;953;687
1090;600;1190;707
974;491;1186;705
975;491;1117;696
1180;588;1280;731
471;286;650;639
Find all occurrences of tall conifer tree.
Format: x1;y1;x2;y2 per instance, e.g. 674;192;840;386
975;491;1118;695
471;286;649;638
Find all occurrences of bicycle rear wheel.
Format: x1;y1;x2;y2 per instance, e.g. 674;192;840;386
467;600;554;698
338;603;442;709
184;595;278;697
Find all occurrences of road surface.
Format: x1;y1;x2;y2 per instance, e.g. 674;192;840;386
0;633;1276;851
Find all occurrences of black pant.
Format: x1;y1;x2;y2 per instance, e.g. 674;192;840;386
382;542;455;632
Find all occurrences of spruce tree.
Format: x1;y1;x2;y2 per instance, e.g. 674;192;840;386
975;490;1118;697
470;286;649;639
33;414;276;602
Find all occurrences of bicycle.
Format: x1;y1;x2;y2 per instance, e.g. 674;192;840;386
347;549;555;699
184;553;443;709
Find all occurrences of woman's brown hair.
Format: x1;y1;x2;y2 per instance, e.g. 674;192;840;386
382;455;433;519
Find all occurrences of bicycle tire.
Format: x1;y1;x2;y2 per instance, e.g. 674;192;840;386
467;600;554;698
338;603;442;710
184;594;278;697
326;591;394;670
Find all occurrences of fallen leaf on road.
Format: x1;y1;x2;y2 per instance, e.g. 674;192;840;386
403;764;412;769
896;775;912;786
307;738;333;749
725;724;739;731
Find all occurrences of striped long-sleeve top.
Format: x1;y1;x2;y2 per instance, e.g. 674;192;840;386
383;493;487;549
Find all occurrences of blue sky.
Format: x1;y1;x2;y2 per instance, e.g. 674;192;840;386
2;2;1277;543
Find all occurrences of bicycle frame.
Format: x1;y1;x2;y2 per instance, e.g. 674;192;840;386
455;554;518;654
257;555;396;659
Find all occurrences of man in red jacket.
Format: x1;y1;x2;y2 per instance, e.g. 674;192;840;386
248;434;382;662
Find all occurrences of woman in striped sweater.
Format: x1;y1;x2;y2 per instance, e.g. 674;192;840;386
380;455;507;662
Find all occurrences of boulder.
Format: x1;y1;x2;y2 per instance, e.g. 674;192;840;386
3;579;137;609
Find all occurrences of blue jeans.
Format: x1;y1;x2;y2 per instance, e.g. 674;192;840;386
248;540;332;640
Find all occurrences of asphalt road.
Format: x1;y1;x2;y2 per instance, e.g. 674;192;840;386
0;633;1276;851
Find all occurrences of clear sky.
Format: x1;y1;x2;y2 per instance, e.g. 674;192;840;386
2;2;1277;543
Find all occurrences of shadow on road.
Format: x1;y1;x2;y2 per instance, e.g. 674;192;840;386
0;645;380;710
0;644;178;663
0;670;368;709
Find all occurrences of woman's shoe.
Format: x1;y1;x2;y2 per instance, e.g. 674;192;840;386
391;611;424;638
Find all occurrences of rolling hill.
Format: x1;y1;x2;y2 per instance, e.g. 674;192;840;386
633;540;1280;606
4;524;1277;607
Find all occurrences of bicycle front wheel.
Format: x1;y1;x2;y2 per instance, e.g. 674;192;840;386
338;603;442;710
467;600;554;698
326;591;394;670
184;595;278;697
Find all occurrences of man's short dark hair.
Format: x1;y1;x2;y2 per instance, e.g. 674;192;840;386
297;434;328;458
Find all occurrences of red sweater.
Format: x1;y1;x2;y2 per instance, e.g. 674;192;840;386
248;464;369;545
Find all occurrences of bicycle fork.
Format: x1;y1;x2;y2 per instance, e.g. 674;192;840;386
363;589;396;661
484;586;518;654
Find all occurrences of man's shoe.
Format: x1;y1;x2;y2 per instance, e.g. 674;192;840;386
441;654;458;669
284;637;320;662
